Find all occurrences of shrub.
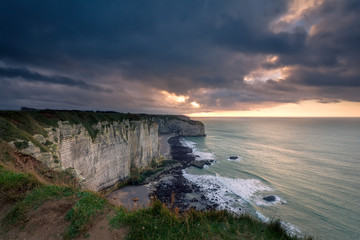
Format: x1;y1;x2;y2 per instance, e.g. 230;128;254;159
14;141;29;150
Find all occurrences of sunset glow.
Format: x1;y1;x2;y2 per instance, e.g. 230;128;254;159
161;91;189;103
190;101;201;108
188;101;360;118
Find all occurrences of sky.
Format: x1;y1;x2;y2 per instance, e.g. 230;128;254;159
0;0;360;117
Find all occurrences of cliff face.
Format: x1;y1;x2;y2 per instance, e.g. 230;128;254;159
1;111;205;191
10;119;159;191
153;116;206;136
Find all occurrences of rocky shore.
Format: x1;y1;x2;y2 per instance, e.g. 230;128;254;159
148;136;218;211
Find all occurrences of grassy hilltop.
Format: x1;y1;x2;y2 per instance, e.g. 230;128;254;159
0;110;312;240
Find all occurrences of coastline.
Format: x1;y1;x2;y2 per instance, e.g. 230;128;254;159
149;136;218;211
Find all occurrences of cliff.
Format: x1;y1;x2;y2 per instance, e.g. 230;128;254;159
152;115;206;136
0;110;205;191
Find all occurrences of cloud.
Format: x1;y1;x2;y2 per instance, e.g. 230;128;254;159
0;66;110;92
0;0;359;112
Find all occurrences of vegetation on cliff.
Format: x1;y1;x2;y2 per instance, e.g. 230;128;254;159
0;109;202;143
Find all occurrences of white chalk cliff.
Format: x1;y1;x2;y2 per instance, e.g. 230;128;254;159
9;115;205;191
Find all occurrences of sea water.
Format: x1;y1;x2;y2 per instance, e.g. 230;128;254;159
182;117;360;240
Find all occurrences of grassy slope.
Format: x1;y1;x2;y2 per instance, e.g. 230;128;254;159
110;201;311;240
0;165;106;239
0;163;312;240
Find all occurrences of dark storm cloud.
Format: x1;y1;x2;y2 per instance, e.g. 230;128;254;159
213;17;307;54
0;0;359;111
0;66;110;92
275;0;360;87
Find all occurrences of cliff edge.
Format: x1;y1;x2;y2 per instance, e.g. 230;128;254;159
0;110;205;191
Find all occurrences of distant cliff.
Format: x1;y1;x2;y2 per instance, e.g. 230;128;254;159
0;110;205;191
152;115;205;136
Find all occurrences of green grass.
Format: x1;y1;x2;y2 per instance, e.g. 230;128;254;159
0;166;39;201
0;166;105;239
110;200;310;240
63;191;106;239
1;185;75;228
0;117;50;152
0;141;17;163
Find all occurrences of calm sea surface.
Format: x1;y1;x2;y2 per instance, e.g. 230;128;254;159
182;118;360;240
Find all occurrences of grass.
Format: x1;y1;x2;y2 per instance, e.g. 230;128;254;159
1;184;75;228
0;168;105;239
110;200;310;240
0;117;50;152
0;141;17;163
63;191;106;239
0;166;39;201
0;140;78;189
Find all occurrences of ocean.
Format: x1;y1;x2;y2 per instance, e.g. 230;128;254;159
181;117;360;240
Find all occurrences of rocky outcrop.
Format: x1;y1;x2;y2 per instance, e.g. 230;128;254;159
153;116;205;136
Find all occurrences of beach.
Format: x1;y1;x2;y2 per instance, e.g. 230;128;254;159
107;185;150;209
158;133;174;158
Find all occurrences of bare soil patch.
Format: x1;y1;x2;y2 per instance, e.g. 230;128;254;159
79;210;127;240
2;198;75;240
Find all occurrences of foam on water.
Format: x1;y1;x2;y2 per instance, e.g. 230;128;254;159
180;138;215;161
182;170;301;236
179;136;301;237
182;170;285;211
182;170;246;213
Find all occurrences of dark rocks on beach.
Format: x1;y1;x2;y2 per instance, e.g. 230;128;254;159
263;195;276;202
228;155;238;160
150;136;218;212
143;163;182;184
190;160;211;169
168;136;195;166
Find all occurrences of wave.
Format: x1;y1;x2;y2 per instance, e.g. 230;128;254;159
182;170;300;236
180;138;215;161
182;170;284;209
